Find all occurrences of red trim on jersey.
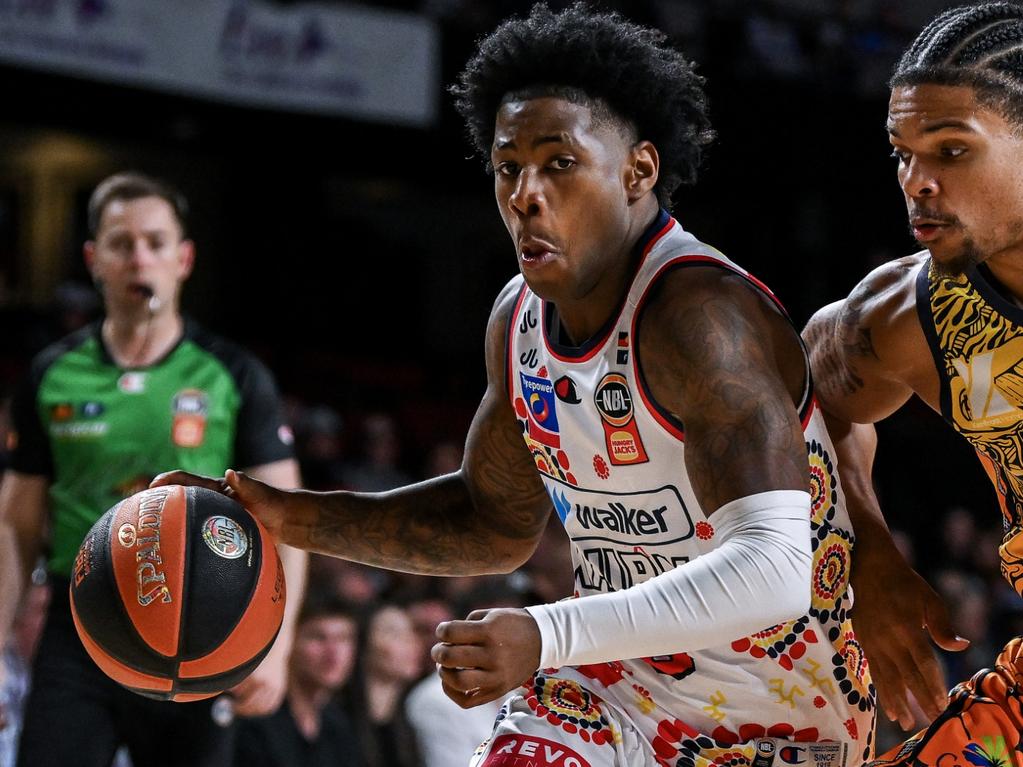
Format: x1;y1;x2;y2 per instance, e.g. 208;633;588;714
541;216;678;364
506;282;531;403
661;255;792;318
801;396;817;430
631;253;811;443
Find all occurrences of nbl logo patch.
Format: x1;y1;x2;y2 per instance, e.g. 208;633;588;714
594;373;648;465
520;371;561;447
172;389;209;448
202;516;249;560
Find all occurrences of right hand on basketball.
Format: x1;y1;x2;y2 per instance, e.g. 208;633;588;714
852;547;967;730
150;469;288;542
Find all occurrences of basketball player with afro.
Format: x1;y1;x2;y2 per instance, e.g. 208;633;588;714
158;4;876;765
804;3;1023;764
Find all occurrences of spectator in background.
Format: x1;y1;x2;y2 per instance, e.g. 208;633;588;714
341;603;422;767
403;591;455;677
405;579;526;767
306;555;388;607
343;412;413;491
0;580;49;766
294;403;346;491
234;595;361;767
0;171;307;767
422;439;463;479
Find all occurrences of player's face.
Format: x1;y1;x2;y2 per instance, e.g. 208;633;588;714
290;615;357;692
888;83;1023;275
85;196;194;317
492;97;639;304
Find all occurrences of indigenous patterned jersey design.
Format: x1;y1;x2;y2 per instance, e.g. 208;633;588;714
917;261;1023;597
506;210;874;766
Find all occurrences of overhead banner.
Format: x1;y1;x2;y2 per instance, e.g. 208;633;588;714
0;0;439;126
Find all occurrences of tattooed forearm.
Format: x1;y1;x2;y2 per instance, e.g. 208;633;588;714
299;366;549;577
301;466;544;576
305;475;475;573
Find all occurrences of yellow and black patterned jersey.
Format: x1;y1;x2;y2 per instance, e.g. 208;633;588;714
917;258;1023;593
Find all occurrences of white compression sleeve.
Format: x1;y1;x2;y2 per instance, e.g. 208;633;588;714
524;489;812;669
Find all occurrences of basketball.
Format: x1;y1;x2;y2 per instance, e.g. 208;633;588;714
69;484;286;702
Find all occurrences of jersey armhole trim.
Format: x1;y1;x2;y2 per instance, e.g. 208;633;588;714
631;256;814;442
914;259;953;421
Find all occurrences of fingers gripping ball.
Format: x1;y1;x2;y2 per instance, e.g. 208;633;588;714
69;485;285;702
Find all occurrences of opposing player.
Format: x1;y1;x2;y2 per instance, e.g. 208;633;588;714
157;5;875;765
803;3;1023;763
0;172;307;766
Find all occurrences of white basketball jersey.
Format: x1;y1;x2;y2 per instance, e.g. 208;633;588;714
506;211;874;764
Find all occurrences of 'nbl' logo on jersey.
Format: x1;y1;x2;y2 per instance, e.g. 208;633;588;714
594;373;648;465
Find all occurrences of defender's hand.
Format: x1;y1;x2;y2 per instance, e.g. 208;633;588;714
433;608;541;708
853;553;968;730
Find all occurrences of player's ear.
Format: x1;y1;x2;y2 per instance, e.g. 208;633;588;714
626;140;659;203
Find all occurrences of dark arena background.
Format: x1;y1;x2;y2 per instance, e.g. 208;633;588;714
0;0;1018;760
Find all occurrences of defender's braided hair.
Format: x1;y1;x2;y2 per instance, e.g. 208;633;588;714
451;2;714;207
893;2;1023;125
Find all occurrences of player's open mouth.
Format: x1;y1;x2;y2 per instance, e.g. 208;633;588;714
911;222;948;242
519;237;559;265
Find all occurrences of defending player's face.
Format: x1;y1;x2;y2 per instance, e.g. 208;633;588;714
85;195;194;317
888;83;1023;275
491;97;639;301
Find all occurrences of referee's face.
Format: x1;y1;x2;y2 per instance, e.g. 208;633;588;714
85;196;195;319
491;97;651;315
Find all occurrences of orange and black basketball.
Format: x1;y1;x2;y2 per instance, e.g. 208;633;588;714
69;484;285;702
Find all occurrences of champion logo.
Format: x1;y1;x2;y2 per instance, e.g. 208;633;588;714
554;375;581;404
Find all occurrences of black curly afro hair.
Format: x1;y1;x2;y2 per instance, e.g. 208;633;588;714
450;2;714;207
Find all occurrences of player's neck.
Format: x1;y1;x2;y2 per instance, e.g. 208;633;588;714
983;252;1023;307
102;311;183;369
555;200;660;344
